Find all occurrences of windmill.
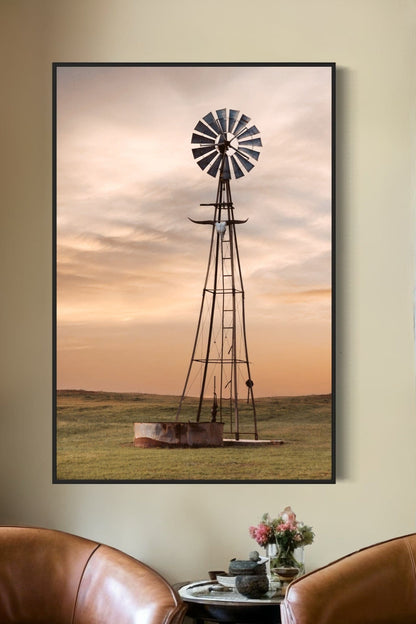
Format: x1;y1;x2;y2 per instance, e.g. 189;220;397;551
176;108;262;441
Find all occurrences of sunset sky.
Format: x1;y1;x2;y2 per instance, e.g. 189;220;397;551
56;64;333;397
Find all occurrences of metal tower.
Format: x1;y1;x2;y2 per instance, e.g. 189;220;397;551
176;108;262;441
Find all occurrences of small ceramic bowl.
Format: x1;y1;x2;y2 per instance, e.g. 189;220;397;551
216;575;236;588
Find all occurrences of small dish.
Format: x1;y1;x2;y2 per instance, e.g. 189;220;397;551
216;575;237;588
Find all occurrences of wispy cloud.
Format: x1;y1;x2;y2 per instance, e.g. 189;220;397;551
56;64;333;395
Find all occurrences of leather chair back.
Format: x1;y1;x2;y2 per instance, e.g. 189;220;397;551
0;526;186;624
281;533;416;624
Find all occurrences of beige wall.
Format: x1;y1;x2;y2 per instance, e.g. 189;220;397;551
1;0;416;583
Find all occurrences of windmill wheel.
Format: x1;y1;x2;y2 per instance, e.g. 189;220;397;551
191;108;262;180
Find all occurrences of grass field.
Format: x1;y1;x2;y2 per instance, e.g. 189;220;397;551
55;390;333;482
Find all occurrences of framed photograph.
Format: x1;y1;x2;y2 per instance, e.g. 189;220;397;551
53;62;335;483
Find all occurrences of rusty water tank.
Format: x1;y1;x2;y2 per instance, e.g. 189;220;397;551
133;421;224;448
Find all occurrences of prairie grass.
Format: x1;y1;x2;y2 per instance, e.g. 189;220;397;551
55;390;333;482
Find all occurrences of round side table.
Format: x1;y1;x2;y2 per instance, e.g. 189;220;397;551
179;580;282;624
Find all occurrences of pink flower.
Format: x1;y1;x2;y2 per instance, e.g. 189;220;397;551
276;521;296;533
248;522;273;546
250;509;314;552
281;506;297;524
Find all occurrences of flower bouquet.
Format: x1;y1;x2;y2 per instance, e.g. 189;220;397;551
249;506;314;575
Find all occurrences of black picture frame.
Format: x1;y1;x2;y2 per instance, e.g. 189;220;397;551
53;62;335;484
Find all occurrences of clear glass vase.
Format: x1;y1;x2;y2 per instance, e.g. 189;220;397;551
275;544;305;576
293;546;305;576
265;542;278;579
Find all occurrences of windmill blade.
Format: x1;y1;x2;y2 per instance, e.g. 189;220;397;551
239;137;262;148
221;154;231;180
217;135;226;152
192;146;217;160
234;151;255;173
238;146;260;161
236;125;260;140
216;108;227;133
203;111;222;135
207;154;223;178
230;154;245;179
228;109;239;133
191;132;216;145
196;150;219;171
233;113;251;137
194;120;218;139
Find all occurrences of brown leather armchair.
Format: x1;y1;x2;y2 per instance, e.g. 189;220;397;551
0;526;186;623
281;533;416;624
